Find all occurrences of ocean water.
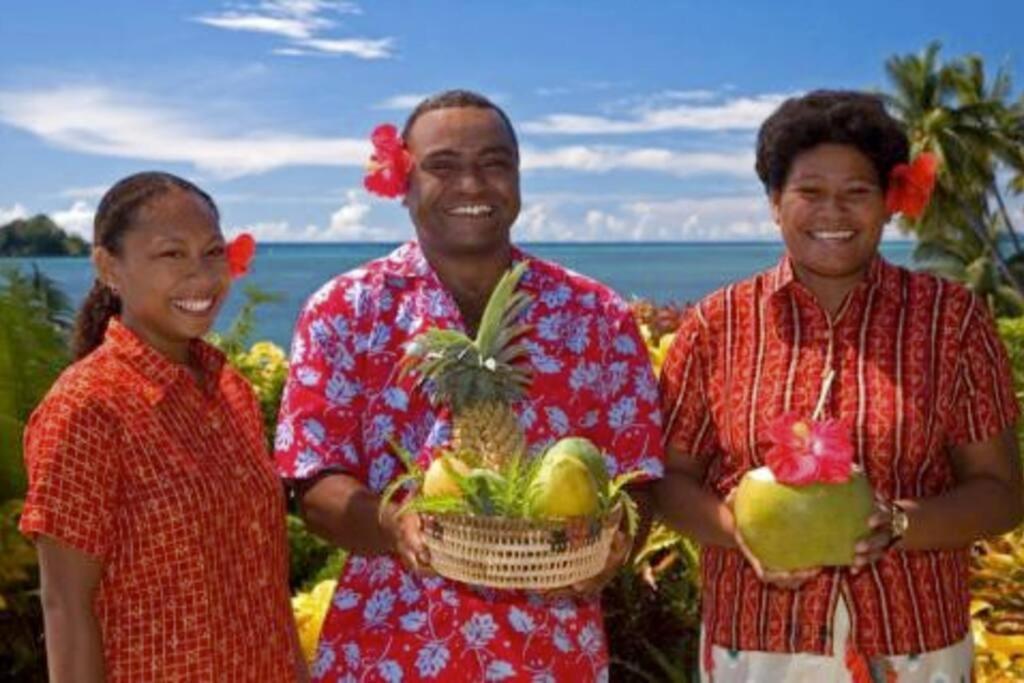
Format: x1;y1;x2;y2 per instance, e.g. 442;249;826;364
2;241;915;349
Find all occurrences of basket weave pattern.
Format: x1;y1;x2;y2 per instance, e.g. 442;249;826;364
421;506;622;590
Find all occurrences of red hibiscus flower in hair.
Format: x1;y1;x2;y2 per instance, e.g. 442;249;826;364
885;152;938;219
226;233;256;278
364;124;413;198
763;412;854;485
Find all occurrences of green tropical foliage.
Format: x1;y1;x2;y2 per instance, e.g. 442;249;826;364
0;268;71;502
886;42;1024;315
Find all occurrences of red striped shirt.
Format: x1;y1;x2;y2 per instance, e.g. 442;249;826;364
660;256;1018;656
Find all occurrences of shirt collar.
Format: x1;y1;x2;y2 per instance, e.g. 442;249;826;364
766;253;902;306
380;240;531;279
103;318;227;405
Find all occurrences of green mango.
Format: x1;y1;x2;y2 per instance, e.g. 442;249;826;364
734;466;874;572
544;437;610;493
527;453;600;519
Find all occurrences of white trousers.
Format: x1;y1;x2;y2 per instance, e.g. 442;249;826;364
701;600;973;682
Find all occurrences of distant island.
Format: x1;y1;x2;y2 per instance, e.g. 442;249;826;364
0;215;89;257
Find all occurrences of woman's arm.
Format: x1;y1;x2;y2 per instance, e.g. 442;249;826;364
655;448;737;548
36;536;106;683
298;473;430;571
896;427;1023;551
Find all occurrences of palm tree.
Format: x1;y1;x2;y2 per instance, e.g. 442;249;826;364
884;42;1024;300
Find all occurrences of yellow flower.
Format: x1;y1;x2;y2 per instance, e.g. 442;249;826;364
292;579;336;663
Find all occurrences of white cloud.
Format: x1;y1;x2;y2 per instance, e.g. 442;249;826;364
294;37;392;58
0;203;29;224
521;94;788;134
521;145;754;177
234;190;400;241
374;93;427;110
0;87;369;178
52;201;95;240
194;1;392;59
194;14;320;40
509;194;777;242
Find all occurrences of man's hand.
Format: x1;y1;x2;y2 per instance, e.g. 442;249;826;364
381;506;433;575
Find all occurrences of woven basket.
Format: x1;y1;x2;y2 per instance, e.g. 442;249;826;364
421;505;623;590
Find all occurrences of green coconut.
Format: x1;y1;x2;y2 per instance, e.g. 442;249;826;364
527;452;600;519
734;466;874;572
545;437;610;492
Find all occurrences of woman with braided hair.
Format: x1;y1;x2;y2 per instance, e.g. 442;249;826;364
20;172;305;681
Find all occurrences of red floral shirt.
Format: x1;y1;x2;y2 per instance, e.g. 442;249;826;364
20;319;298;681
275;241;664;682
660;256;1019;657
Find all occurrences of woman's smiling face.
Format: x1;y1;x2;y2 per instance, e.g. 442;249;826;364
771;143;890;285
97;188;230;362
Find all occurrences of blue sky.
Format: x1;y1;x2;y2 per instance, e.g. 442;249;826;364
1;0;1022;242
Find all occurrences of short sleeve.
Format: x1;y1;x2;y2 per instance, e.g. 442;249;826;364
580;302;665;482
946;298;1020;445
19;391;122;559
658;304;719;465
274;285;366;483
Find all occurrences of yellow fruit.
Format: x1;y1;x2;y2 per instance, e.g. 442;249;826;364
527;454;600;519
422;456;470;498
545;437;609;492
734;466;873;571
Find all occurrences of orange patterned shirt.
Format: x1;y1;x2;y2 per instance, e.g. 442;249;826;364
20;318;298;681
660;256;1018;657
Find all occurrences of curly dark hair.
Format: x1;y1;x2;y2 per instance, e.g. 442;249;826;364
402;89;518;153
755;90;909;193
71;171;219;360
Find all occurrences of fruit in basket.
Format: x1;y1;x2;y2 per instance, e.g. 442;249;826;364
733;413;873;571
422;455;471;498
545;437;610;491
527;449;601;519
401;262;533;470
734;466;873;571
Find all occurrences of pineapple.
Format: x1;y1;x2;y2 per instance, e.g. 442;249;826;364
401;262;533;470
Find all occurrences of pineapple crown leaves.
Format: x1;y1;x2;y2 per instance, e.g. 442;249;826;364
400;261;534;412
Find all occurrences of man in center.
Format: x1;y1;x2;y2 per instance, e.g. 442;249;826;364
274;90;664;681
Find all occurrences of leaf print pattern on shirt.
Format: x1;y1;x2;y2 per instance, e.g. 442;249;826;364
274;242;664;682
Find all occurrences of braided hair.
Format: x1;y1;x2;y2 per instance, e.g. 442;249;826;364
71;172;219;360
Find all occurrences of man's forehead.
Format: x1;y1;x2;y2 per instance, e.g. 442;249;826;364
406;107;516;153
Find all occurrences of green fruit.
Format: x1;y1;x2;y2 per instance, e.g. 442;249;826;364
422;456;470;498
734;467;874;572
545;437;610;492
527;454;600;519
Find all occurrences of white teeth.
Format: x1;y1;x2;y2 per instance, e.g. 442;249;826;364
173;298;214;313
811;230;855;241
447;205;493;216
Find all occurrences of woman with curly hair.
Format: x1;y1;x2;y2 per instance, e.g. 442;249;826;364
656;91;1022;681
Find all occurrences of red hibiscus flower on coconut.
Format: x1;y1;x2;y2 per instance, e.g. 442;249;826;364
763;412;854;485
